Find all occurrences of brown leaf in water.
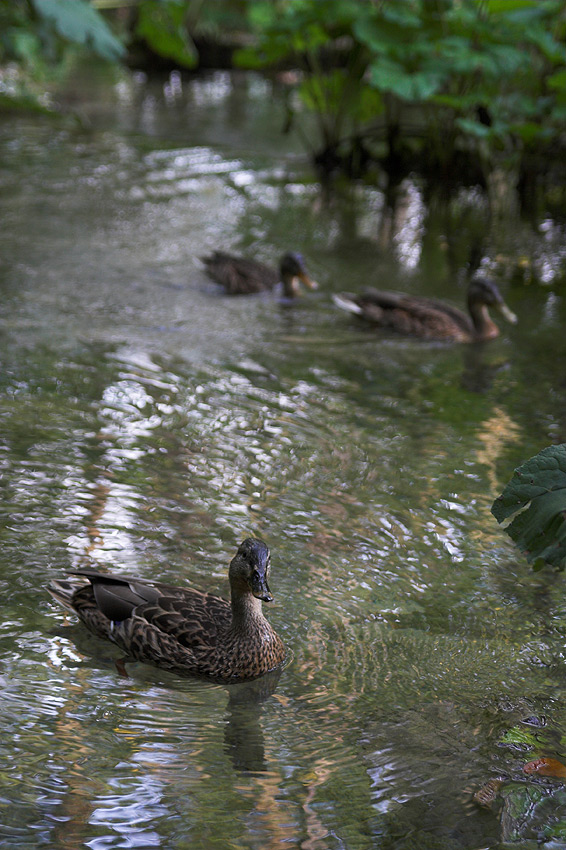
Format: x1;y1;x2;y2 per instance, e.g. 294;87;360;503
523;757;566;778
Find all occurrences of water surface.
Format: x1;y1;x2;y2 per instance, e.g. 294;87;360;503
1;64;566;849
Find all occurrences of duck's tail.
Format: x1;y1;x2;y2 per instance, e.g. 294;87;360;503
332;292;362;315
47;577;85;612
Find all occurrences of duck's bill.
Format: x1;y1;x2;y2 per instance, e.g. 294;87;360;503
497;302;518;324
298;272;318;290
251;573;273;602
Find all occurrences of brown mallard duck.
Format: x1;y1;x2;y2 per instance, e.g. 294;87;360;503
332;276;517;342
47;538;286;682
201;250;317;297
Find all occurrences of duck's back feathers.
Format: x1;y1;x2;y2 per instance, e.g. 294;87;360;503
333;277;515;342
201;251;317;298
334;289;473;340
201;251;278;294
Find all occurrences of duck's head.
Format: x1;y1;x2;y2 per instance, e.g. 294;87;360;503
279;252;318;297
229;537;273;602
468;277;517;325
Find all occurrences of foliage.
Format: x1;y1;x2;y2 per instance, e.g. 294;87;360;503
0;0;123;110
135;0;197;67
32;0;124;61
236;0;566;176
492;444;566;570
3;0;566;185
131;0;253;68
0;0;124;66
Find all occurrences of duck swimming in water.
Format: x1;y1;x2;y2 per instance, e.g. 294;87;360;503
333;276;517;342
47;538;286;682
201;251;317;298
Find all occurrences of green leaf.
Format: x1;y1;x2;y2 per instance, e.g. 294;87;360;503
486;0;541;11
382;3;421;28
9;30;43;67
491;444;566;570
368;59;443;102
548;69;566;93
509;121;549;143
32;0;124;61
455;117;493;138
0;91;55;115
248;1;279;31
528;28;566;63
136;0;197;68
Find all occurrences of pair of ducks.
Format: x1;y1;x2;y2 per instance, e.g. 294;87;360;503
48;251;517;683
202;250;517;343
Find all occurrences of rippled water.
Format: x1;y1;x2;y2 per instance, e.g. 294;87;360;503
1;64;566;849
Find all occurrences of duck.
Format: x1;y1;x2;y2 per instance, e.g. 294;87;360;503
201;250;317;298
332;276;517;342
47;538;286;682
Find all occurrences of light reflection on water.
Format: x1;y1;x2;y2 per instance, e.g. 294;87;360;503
1;67;566;849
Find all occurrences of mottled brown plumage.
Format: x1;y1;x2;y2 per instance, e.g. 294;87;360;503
201;250;317;297
333;276;517;342
48;538;286;682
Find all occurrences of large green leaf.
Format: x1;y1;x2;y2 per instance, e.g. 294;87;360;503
136;0;197;68
487;0;542;10
32;0;124;61
491;444;566;569
368;58;443;101
548;69;566;93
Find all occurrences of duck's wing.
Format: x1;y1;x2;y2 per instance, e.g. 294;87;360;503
69;569;162;621
50;570;231;650
130;590;231;649
358;289;473;340
201;251;278;294
101;588;230;676
401;293;472;329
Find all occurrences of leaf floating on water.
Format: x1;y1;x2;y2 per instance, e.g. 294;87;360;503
491;444;566;570
523;757;566;779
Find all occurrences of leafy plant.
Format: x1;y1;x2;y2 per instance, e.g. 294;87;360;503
135;0;197;67
236;0;566;181
32;0;125;62
491;444;566;570
131;0;253;68
0;0;124;111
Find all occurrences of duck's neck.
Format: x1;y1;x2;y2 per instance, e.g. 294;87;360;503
468;301;499;340
282;275;299;298
230;590;266;635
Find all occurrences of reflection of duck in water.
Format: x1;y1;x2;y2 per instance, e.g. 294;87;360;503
201;250;317;298
224;668;283;772
48;538;286;682
333;276;517;342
